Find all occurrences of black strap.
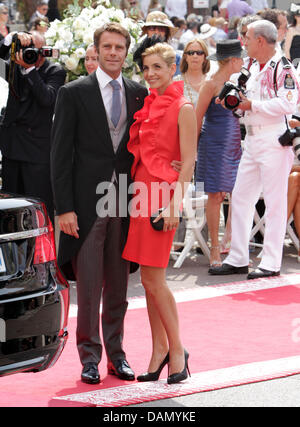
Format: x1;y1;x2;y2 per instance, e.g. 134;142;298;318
273;56;291;130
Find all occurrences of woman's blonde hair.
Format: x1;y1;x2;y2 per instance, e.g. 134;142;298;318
218;57;239;67
142;42;176;67
180;38;210;74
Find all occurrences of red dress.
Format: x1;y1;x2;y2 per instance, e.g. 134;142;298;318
122;81;190;268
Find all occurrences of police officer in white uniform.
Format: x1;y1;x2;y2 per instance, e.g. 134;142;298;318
210;20;300;279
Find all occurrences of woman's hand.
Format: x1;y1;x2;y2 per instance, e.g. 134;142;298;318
153;207;180;232
289;119;300;129
171;160;182;173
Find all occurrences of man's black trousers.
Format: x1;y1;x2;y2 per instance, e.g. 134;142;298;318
1;156;54;224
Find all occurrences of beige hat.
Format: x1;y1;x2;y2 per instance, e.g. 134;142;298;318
199;23;217;40
142;11;178;37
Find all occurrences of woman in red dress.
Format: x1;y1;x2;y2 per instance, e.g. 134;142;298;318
122;40;197;384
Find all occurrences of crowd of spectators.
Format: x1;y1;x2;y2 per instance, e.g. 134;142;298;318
1;0;300;265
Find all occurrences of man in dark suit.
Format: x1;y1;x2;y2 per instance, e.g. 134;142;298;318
0;31;66;223
28;1;49;30
51;23;148;384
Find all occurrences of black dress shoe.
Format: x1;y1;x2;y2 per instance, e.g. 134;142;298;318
81;362;100;384
247;268;280;280
107;359;135;381
209;263;248;275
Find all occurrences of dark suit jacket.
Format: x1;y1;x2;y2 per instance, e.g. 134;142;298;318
51;72;148;279
0;41;66;164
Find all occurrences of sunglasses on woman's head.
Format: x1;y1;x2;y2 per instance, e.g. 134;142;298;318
185;50;205;56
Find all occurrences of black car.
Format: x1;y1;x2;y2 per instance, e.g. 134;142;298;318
0;192;69;376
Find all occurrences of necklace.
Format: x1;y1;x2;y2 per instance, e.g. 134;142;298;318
183;73;203;105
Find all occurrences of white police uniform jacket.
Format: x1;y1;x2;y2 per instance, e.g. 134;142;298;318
225;51;300;272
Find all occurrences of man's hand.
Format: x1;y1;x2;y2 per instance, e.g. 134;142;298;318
15;50;35;69
16;32;32;47
237;91;252;111
216;92;252;111
58;211;79;239
289;118;300;129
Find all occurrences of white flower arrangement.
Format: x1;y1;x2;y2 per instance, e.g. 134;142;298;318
45;0;143;82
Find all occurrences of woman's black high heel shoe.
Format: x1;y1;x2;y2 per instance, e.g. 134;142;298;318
167;349;191;385
137;353;169;382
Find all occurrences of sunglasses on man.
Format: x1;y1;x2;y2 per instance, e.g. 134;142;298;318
185;50;205;56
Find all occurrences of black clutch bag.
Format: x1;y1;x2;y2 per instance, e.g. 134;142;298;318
150;208;165;231
150;208;182;231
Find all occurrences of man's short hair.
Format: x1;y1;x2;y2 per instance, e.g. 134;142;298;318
248;19;278;45
94;23;131;54
37;1;48;6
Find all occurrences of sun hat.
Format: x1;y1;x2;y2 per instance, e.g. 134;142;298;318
142;11;178;37
290;3;300;15
198;23;217;40
207;39;247;61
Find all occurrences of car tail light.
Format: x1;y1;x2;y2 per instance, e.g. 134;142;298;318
33;205;56;265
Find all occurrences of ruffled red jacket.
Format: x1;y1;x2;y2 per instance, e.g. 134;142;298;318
128;81;190;184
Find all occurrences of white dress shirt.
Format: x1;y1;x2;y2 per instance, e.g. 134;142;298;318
95;66;125;121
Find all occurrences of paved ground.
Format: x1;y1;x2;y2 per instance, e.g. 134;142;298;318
68;237;300;407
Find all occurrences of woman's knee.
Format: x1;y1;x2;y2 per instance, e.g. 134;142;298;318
208;192;223;205
289;172;300;189
141;266;166;297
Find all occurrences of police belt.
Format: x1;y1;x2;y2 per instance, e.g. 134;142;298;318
245;123;285;136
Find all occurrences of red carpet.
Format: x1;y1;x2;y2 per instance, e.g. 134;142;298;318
1;274;300;407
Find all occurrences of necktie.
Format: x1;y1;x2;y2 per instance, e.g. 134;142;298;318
109;80;121;128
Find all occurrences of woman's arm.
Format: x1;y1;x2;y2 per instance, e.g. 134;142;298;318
159;103;197;232
284;28;294;61
195;81;216;138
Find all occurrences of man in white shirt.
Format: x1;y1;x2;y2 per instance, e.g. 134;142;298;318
210;20;300;279
165;0;187;19
179;22;199;46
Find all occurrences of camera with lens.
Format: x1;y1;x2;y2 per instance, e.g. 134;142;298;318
11;34;59;65
279;114;300;148
218;67;251;110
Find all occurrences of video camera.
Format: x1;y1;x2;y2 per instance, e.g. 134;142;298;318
218;67;251;110
279;115;300;161
11;33;59;65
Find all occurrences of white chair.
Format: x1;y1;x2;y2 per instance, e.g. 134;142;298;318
287;214;299;251
171;184;210;268
249;198;299;255
249;202;265;249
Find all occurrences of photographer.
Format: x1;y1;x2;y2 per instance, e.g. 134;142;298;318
210;20;300;279
0;31;66;223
